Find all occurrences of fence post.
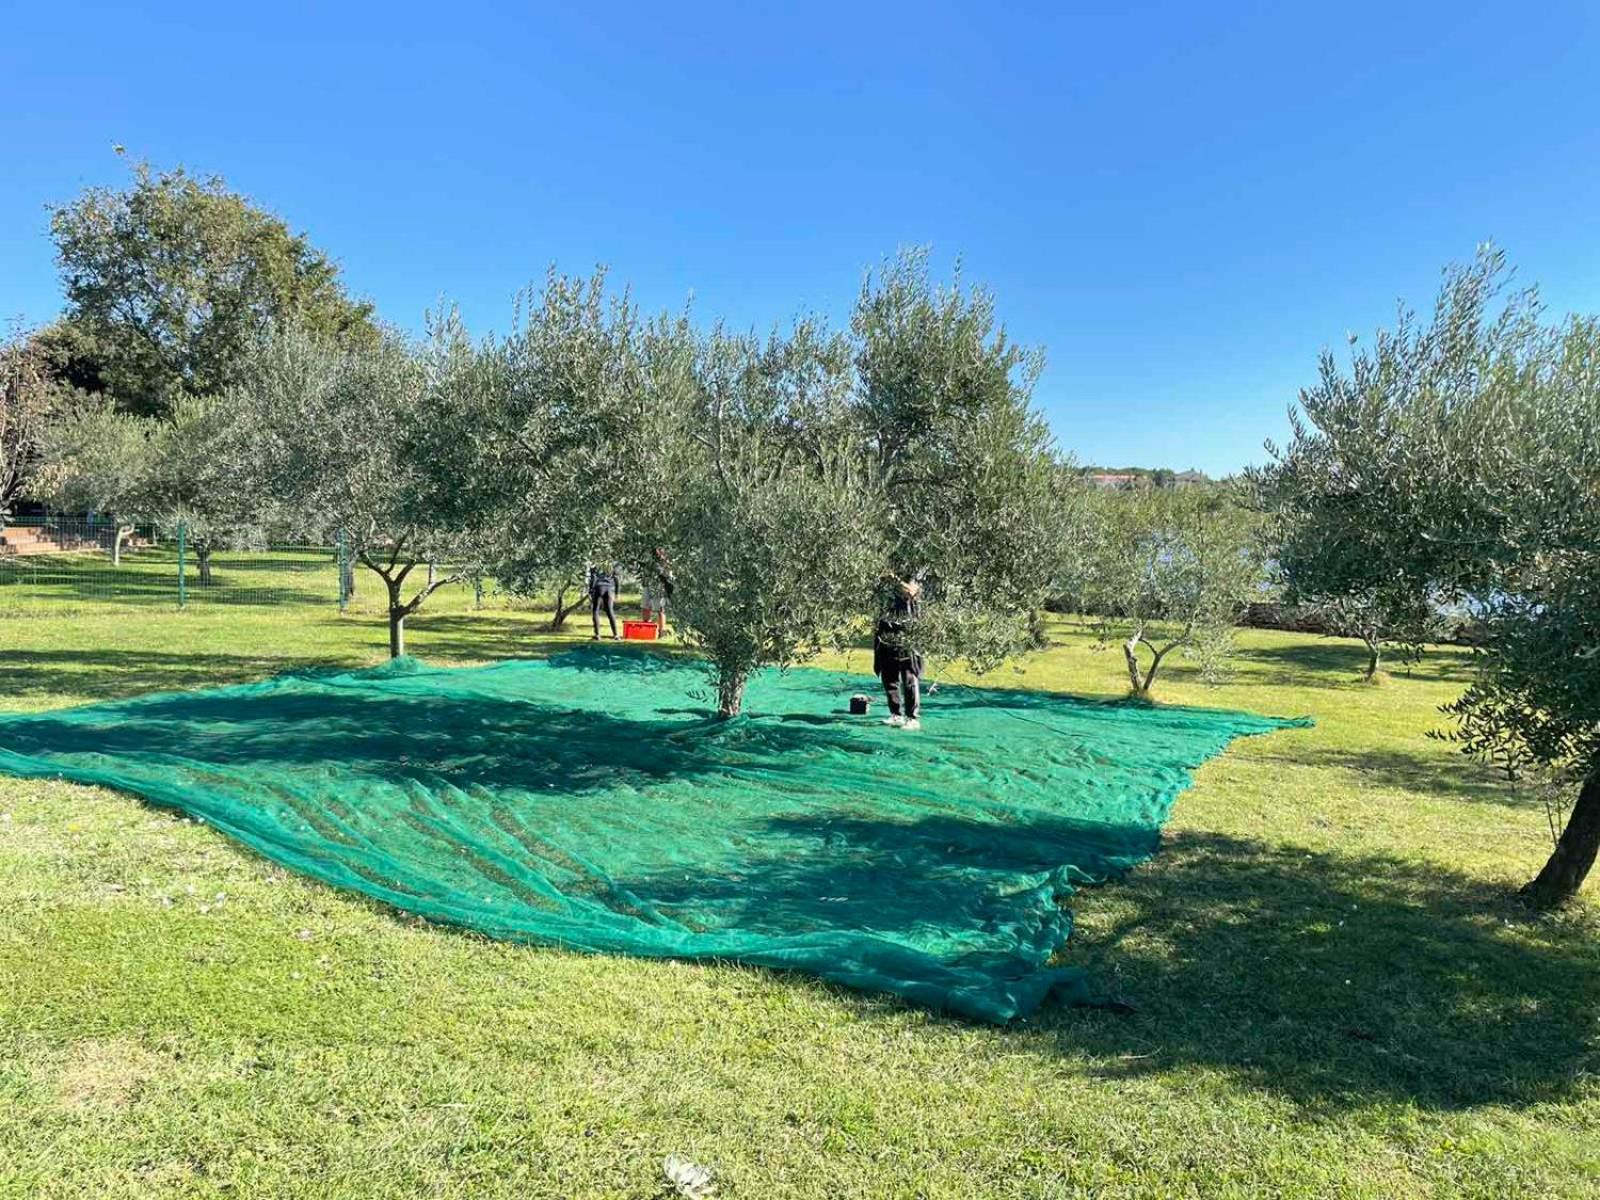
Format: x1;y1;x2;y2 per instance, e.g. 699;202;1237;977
337;528;349;613
177;521;187;608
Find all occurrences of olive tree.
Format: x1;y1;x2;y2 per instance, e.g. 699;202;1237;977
35;396;153;562
649;322;884;716
852;248;1081;673
142;396;292;584
231;324;477;657
438;270;640;625
1257;247;1600;907
38;386;282;576
1250;324;1463;679
1080;485;1265;698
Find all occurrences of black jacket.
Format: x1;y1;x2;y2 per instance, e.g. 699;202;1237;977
873;592;922;676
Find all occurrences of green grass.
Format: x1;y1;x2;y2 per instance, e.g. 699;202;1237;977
1;590;1597;1198
0;541;505;615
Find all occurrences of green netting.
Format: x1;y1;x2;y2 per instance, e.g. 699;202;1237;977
0;649;1307;1022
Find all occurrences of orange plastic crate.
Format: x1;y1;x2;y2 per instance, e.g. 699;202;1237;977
622;620;659;641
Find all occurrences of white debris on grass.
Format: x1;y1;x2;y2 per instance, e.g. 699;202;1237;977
663;1155;716;1199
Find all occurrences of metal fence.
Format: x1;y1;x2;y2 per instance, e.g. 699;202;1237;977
0;517;493;615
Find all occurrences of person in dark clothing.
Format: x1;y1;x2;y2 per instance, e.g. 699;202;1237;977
874;576;924;729
588;561;619;639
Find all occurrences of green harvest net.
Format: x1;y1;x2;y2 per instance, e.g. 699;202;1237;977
0;649;1307;1022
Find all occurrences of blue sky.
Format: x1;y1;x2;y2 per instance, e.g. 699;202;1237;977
4;2;1597;475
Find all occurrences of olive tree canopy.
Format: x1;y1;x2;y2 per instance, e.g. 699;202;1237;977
852;248;1082;673
647;320;883;716
227;323;479;657
1079;485;1265;698
433;270;640;623
1256;248;1600;907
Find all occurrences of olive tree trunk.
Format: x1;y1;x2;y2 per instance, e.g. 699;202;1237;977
1362;634;1381;680
1122;626;1178;699
1123;631;1146;694
359;550;461;660
716;667;748;718
109;519;133;566
1523;773;1600;909
386;575;408;658
550;581;577;631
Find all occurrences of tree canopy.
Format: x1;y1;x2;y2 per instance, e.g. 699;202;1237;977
49;160;377;417
853;248;1081;672
1078;485;1265;698
648;321;884;715
1256;247;1600;906
224;323;479;656
0;326;60;526
451;269;642;608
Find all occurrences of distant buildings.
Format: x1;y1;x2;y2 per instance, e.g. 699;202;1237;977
1086;472;1142;490
1083;468;1209;490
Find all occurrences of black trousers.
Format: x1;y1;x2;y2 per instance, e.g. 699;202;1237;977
590;585;617;637
881;663;920;719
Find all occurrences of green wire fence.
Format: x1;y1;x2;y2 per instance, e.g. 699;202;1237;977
0;517;497;616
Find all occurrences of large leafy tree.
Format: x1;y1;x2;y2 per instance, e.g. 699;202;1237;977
0;326;61;526
50;159;376;418
26;320;111;398
1258;248;1600;907
852;248;1081;673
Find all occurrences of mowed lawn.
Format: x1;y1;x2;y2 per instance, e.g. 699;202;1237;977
1;581;1597;1198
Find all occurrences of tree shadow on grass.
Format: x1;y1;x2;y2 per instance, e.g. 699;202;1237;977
0;648;353;705
0;679;882;800
1248;743;1522;810
614;810;1159;942
402;611;684;666
1033;831;1600;1112
604;812;1597;1112
1234;639;1478;688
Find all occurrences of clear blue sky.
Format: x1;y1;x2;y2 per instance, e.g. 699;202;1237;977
4;2;1598;475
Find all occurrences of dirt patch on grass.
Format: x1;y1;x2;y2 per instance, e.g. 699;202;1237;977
55;1038;162;1110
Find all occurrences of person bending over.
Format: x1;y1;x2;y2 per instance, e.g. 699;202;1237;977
588;561;620;640
874;576;924;730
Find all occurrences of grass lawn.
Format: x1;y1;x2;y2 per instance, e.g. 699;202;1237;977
1;582;1597;1198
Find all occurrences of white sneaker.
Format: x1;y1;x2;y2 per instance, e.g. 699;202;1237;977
883;715;905;727
903;718;921;731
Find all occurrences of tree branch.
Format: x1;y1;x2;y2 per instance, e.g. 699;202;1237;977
404;571;466;615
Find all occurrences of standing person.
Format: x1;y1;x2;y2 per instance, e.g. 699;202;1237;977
588;560;619;640
648;547;676;631
874;575;924;730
